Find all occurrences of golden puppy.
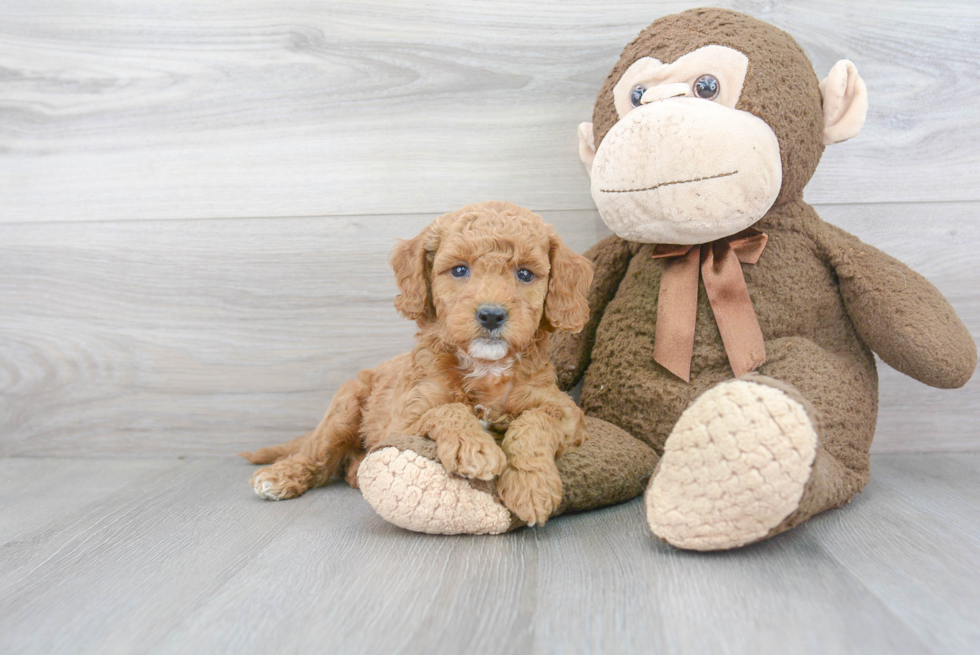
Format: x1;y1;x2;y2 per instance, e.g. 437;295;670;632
240;201;594;526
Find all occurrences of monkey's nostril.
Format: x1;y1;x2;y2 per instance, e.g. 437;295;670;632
476;305;508;331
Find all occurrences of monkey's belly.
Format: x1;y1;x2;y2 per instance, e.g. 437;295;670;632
579;324;878;456
578;224;876;452
578;319;730;454
577;279;875;456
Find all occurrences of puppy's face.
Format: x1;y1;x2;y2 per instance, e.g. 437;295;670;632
391;203;593;362
430;216;551;361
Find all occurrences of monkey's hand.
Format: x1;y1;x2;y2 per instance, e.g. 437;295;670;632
825;225;975;388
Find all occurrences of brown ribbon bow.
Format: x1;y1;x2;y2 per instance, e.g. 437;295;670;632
650;228;769;382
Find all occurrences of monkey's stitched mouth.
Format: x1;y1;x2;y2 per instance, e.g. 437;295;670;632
599;170;738;194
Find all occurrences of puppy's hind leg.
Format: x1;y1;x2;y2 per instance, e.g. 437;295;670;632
239;431;313;465
251;375;371;500
344;451;367;489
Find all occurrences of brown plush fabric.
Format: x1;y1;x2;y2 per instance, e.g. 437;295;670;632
554;9;976;546
558;200;873;454
554;417;659;514
591;8;825;206
821;223;977;389
372;416;658;529
553;196;976;538
737;373;862;541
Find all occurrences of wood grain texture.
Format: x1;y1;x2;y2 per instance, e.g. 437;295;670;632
1;453;977;654
0;0;978;223
810;453;980;654
1;202;976;456
0;457;183;540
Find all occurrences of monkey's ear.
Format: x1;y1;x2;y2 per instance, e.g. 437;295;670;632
819;60;868;145
390;225;437;324
544;228;594;333
578;122;596;175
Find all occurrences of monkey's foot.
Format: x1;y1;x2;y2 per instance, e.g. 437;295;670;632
359;420;657;535
358;436;516;535
646;375;819;551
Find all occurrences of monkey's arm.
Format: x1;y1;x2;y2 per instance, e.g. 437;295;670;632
551;234;634;390
821;224;976;388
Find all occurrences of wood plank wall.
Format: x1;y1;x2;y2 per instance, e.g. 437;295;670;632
1;1;977;456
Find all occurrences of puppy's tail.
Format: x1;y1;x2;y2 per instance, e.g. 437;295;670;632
239;431;312;464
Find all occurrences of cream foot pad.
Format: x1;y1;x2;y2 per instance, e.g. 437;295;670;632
646;378;818;550
358;447;513;535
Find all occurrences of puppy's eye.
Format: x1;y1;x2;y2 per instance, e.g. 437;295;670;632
630;85;646;107
516;269;534;283
450;265;469;278
693;74;720;100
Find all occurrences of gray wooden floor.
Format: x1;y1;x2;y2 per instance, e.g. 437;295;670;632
1;453;978;655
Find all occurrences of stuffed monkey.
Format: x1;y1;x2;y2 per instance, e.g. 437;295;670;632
358;8;976;549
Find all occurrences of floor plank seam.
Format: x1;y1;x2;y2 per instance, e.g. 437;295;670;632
3;198;978;227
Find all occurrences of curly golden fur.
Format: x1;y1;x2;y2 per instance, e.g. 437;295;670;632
240;201;594;526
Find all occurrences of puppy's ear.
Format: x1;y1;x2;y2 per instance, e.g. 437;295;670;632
390;224;438;324
544;228;593;332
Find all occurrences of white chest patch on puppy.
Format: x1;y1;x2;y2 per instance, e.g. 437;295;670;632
466;338;510;361
458;340;515;381
459;357;514;382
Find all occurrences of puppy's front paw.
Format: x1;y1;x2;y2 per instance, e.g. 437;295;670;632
497;463;562;527
250;461;312;500
437;430;507;481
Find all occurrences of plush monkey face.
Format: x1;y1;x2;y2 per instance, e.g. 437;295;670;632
588;44;782;244
579;9;868;245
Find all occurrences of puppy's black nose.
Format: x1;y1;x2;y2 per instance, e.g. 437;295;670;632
476;305;508;330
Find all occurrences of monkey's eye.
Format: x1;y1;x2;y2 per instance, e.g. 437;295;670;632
516;269;534;283
629;85;646;107
693;75;720;100
450;265;469;278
